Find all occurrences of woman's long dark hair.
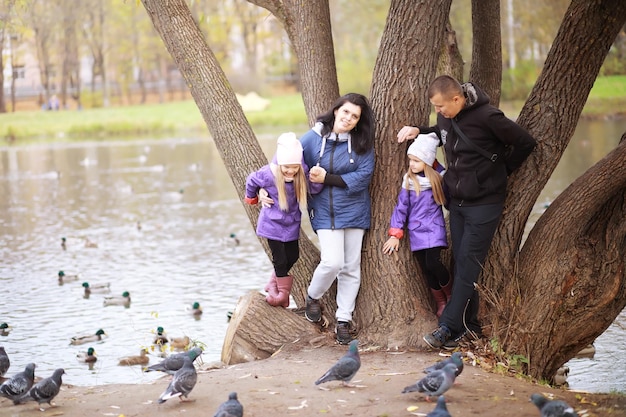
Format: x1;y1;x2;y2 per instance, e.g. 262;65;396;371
316;93;375;154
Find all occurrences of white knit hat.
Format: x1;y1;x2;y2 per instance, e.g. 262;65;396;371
275;132;303;165
407;132;439;166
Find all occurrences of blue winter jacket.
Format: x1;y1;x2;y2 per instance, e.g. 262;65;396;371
300;127;375;232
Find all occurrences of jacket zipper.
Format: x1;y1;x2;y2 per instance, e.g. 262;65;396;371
329;141;337;230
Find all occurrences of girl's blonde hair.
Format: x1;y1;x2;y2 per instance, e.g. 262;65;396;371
404;163;446;206
274;165;308;212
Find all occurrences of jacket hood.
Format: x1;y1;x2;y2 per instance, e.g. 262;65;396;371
462;82;490;111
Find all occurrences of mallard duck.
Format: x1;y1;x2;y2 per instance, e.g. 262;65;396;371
76;347;97;363
82;281;111;294
187;302;203;316
103;291;131;307
118;349;149;366
58;270;80;284
153;326;170;346
0;322;11;336
70;329;106;345
169;335;191;351
229;233;240;246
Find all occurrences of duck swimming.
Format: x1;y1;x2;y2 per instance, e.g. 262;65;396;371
0;323;10;336
118;349;149;366
76;347;97;363
58;270;80;284
103;291;131;307
70;329;106;345
187;302;203;316
82;281;111;294
153;326;170;346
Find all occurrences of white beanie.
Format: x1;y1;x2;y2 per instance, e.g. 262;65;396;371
407;132;439;166
275;132;303;165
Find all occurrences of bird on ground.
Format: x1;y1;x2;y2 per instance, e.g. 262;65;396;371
82;281;111;294
315;339;360;387
0;346;10;377
402;362;458;402
0;362;36;402
424;352;464;377
0;323;10;336
157;355;198;404
70;329;106;345
214;391;244;417
118;349;150;366
14;368;65;411
145;347;203;375
153;326;170;346
76;347;97;363
530;393;579;417
103;291;131;307
427;395;452;417
58;270;80;284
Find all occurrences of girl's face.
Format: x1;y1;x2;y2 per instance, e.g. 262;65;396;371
280;164;301;181
333;102;361;133
408;155;425;173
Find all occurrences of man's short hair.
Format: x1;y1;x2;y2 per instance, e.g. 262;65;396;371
428;75;463;100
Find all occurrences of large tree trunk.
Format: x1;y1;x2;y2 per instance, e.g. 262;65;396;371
482;0;626;380
362;0;454;347
248;0;339;124
468;0;502;106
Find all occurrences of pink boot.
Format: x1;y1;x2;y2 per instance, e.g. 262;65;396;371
430;289;447;317
264;272;279;299
266;275;293;307
441;276;453;302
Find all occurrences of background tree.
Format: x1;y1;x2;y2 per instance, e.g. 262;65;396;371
143;0;624;382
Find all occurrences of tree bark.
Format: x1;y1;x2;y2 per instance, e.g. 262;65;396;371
221;291;321;364
482;0;626;380
468;0;502;106
248;0;339;124
361;0;454;347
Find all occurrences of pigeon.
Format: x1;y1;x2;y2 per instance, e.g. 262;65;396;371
402;362;457;401
157;354;198;404
315;339;360;387
146;346;203;375
530;393;579;417
14;368;65;411
214;391;244;417
427;395;452;417
0;346;9;377
424;352;464;377
0;362;36;402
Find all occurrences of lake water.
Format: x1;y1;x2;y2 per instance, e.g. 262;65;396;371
0;119;625;392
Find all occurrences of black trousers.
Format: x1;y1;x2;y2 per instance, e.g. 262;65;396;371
440;202;503;336
412;247;450;290
267;239;299;277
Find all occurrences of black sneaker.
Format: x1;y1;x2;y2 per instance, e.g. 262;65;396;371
336;321;352;345
423;324;451;349
305;296;321;323
443;329;482;350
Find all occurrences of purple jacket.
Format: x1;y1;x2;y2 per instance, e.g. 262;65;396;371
389;175;448;252
245;163;322;242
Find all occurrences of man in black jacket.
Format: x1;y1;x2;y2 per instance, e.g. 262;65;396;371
397;75;537;349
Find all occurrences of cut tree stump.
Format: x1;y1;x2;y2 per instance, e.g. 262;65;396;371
221;290;321;365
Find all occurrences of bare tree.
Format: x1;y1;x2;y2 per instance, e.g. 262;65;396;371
140;0;626;381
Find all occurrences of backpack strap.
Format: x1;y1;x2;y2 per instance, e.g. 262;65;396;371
450;118;498;162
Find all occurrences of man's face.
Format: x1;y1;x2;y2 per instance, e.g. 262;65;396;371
430;92;465;119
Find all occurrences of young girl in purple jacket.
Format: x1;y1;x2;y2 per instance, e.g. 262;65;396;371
382;132;452;317
245;133;322;307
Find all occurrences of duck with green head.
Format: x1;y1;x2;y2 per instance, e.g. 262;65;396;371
188;302;203;316
70;329;106;345
153;327;170;346
0;323;10;336
103;291;131;307
76;347;97;363
82;281;111;295
58;270;80;284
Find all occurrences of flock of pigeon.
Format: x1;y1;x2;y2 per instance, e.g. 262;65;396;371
2;332;580;416
312;340;579;417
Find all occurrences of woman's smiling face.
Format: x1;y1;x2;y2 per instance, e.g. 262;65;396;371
333;102;361;134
